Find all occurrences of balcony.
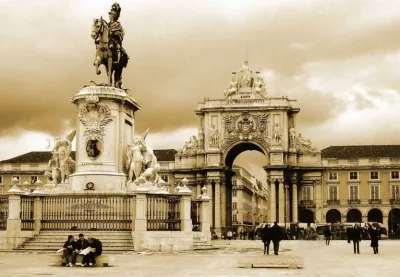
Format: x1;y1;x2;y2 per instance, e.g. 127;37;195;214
327;200;340;205
369;199;382;204
348;199;361;204
390;199;400;205
300;200;315;207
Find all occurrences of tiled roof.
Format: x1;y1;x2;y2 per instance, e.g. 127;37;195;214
321;145;400;159
0;149;178;164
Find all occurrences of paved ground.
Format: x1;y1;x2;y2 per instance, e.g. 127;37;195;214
0;240;399;276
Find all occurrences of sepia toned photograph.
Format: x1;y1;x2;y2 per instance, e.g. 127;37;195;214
0;1;399;276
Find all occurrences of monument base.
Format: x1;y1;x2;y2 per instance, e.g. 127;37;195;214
69;171;128;192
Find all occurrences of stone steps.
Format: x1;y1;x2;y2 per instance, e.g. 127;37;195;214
193;240;219;250
15;231;134;253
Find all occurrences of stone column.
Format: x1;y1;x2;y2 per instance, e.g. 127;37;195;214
196;182;201;198
199;197;211;243
220;183;226;229
214;182;221;233
292;183;298;223
33;196;42;235
285;184;290;224
207;181;213;228
133;192;147;251
180;193;193;233
131;193;136;233
269;180;276;222
279;180;285;223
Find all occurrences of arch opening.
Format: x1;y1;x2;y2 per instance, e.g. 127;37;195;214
388;208;400;235
326;209;341;223
347;209;362;223
299;209;314;223
367;208;383;223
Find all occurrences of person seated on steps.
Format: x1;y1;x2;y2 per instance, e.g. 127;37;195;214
75;233;89;267
84;236;103;267
62;235;76;267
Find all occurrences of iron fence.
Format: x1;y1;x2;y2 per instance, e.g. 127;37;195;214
191;200;201;231
0;196;8;230
147;194;181;231
41;195;133;231
21;196;34;230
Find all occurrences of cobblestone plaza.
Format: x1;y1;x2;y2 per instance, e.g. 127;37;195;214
1;240;399;276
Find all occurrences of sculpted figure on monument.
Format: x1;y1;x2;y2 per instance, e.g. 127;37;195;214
198;127;204;148
296;133;319;153
254;72;267;96
209;125;219;146
44;131;76;185
273;123;282;145
126;129;159;184
237;61;255;88
224;73;238;97
180;136;198;155
91;2;129;88
289;125;296;145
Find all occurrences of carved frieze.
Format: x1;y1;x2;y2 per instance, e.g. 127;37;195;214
221;111;270;151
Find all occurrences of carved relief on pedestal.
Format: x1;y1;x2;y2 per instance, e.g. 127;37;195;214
221;111;270;152
78;94;113;160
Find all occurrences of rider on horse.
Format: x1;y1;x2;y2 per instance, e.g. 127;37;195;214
108;3;128;66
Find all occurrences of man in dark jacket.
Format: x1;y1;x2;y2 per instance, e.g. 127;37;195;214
75;233;89;266
352;224;362;254
62;235;76;266
324;226;332;245
262;225;271;255
270;221;283;255
86;237;103;267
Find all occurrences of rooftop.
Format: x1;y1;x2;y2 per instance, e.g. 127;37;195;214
321;145;400;159
0;149;178;164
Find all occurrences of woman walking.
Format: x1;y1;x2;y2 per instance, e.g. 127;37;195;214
369;224;379;254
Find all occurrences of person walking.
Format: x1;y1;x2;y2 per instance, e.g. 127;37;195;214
270;221;283;255
324;226;332;245
369;224;379;254
352;224;362;254
262;224;271;255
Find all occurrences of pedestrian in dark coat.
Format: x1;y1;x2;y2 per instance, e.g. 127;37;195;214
369;226;379;254
262;225;271;255
347;227;352;243
270;221;283;255
352;224;362;254
324;226;332;245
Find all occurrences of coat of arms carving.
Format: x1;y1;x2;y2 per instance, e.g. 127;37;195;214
78;94;113;159
222;111;270;151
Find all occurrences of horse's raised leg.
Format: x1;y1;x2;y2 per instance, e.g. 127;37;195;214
107;57;113;85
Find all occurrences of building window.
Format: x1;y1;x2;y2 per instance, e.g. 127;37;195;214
232;190;237;197
302;186;312;201
160;174;169;183
349;185;359;200
329;186;338;200
392;185;400;199
232;202;237;210
12;176;20;183
30;176;38;184
328;172;338;181
232;214;237;222
349;172;358;180
232;180;237;186
30;163;39;168
0;176;3;185
391;171;400;180
370;172;379;180
370;185;380;200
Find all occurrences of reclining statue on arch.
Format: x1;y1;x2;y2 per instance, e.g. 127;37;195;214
125;129;159;185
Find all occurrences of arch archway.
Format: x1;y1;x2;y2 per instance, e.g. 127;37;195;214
299;209;314;223
223;141;268;229
388;208;400;235
367;209;383;223
326;209;341;223
347;209;362;223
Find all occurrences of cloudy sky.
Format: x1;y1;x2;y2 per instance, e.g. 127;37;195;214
1;0;400;180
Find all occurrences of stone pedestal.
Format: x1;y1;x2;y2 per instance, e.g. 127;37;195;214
69;85;141;192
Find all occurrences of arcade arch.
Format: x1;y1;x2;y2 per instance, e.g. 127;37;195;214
299;209;314;223
367;208;383;223
326;209;341;223
347;209;362;223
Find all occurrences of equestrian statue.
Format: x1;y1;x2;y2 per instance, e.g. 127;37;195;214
91;2;129;88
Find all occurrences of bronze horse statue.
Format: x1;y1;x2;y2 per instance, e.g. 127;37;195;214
91;17;128;88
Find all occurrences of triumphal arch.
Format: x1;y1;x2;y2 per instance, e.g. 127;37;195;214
174;61;322;234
